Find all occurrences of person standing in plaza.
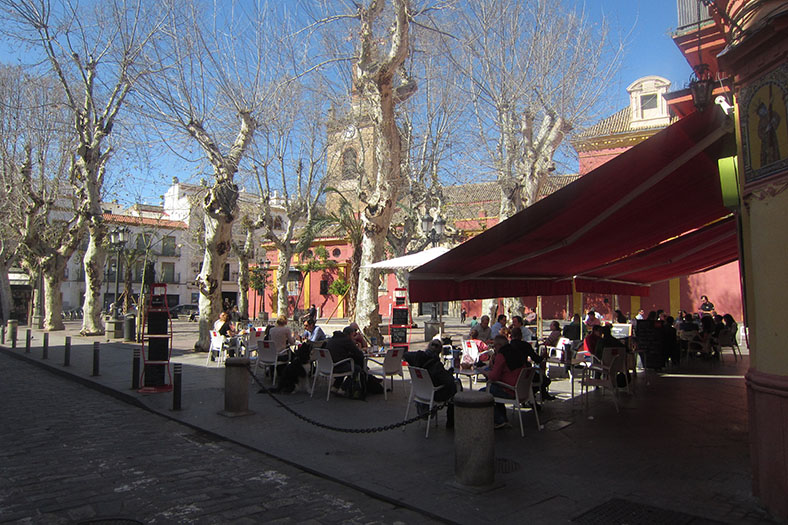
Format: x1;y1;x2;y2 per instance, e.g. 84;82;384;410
699;295;715;317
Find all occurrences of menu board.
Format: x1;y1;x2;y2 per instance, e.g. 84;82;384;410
392;307;409;326
391;326;408;344
611;323;632;339
633;320;664;369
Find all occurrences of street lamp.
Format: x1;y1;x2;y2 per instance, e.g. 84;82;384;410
109;226;129;319
255;256;271;322
420;212;446;321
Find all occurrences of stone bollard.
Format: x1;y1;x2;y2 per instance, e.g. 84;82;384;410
92;341;100;376
172;363;183;411
454;391;495;488
25;329;31;353
7;319;18;348
131;347;141;390
63;336;71;367
219;358;254;417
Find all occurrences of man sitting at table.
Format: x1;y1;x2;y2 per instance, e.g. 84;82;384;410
404;339;457;429
302;318;326;342
509;327;555;400
490;314;507;339
324;326;366;390
541;320;562;348
472;315;492;342
510;315;533;342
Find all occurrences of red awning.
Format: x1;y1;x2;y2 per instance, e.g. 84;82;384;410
409;109;737;303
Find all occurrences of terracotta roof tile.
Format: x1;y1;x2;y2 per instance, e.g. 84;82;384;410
103;214;188;230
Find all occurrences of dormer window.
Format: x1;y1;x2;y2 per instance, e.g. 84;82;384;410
628;76;671;129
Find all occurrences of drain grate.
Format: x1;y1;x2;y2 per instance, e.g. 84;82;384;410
495;457;521;474
572;498;723;524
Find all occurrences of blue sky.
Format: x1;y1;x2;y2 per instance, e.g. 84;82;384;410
589;0;693;109
1;1;695;203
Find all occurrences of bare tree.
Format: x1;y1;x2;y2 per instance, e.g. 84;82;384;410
247;86;327;320
454;0;622;218
451;0;622;316
0;0;164;334
137;0;288;351
0;64;90;330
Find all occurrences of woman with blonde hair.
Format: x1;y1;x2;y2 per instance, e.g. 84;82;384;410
268;315;295;352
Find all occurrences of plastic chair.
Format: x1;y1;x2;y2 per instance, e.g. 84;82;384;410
679;329;699;363
367;347;404;400
310;348;354;401
246;328;265;359
490;367;541;438
405;366;445;438
207;331;227;366
254;340;290;387
581;354;625;413
717;327;742;362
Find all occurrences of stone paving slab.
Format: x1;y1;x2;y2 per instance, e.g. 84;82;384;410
1;319;783;525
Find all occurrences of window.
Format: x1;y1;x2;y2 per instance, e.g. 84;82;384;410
320;279;329;295
332;248;341;258
641;94;658;111
287;279;299;297
136;233;152;251
223;263;230;281
161;236;176;256
273;216;283;230
191;293;199;304
162;262;176;283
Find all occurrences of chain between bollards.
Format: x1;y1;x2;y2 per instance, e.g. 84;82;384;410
91;341;100;376
131;347;140;390
247;365;450;433
63;336;71;367
172;363;182;411
42;333;49;360
25;329;31;353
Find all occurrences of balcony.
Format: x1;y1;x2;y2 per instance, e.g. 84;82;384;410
162;272;180;285
158;247;182;258
676;0;713;32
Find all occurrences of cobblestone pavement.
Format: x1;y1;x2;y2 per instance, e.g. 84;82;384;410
0;353;439;525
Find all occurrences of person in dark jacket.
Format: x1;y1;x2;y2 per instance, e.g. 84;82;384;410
404;339;458;428
324;327;365;388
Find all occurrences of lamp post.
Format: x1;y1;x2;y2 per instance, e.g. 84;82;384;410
109;226;129;319
421;212;446;321
253;256;271;322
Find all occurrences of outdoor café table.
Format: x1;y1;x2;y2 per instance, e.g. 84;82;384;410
455;365;489;391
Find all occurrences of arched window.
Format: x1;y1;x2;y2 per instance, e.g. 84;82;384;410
273;216;283;230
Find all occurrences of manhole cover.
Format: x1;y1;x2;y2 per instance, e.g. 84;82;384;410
495;457;521;474
572;498;723;524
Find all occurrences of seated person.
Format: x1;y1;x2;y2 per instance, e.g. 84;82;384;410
722;313;738;336
510;315;533;342
467;328;490;363
404;339;458;428
473;315;492;343
523;306;538;324
594;323;625;356
541;320;562;348
482;335;527;429
562;314;582;341
213;311;236;337
584;309;602;327
348;322;369;352
582;324;604;358
490;314;507;339
213;311;239;356
509;327;554;400
268;315;295;353
323;326;366;389
614;309;628;324
301;318;326;342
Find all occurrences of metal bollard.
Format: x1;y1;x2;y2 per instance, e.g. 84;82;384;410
25;329;31;353
172;363;183;411
454;391;495;488
219;358;254;417
1;324;5;344
131;347;140;390
63;336;71;366
92;341;100;376
42;333;49;360
7;319;18;348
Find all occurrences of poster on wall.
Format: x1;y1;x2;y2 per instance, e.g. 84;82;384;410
740;64;788;189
